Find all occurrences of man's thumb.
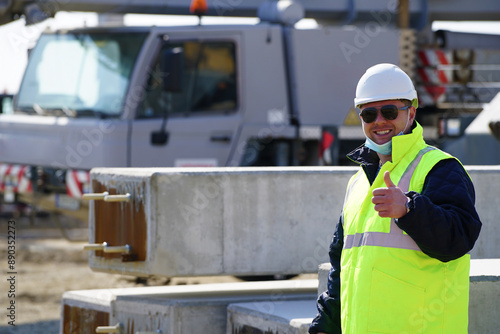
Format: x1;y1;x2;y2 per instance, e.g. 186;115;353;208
384;171;396;188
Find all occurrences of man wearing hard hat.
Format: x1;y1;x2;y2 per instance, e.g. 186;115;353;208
310;63;482;334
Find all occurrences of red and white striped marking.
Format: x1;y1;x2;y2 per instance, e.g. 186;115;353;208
0;164;33;193
416;49;452;106
66;170;90;198
0;164;90;198
319;130;335;166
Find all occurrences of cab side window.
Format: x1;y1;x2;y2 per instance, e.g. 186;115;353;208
137;41;237;118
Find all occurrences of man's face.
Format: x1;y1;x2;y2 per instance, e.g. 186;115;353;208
359;100;415;145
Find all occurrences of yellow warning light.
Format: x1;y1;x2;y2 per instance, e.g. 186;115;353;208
190;0;208;15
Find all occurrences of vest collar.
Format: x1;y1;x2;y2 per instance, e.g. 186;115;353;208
347;122;424;183
391;121;425;163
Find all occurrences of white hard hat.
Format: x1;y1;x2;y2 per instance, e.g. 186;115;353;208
354;63;418;108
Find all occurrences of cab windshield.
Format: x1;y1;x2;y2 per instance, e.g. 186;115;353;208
16;31;147;118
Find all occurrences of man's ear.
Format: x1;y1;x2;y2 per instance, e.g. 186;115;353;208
410;106;417;124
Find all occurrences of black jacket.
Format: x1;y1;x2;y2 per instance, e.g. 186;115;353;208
309;145;482;334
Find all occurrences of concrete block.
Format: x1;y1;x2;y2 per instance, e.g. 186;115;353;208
468;259;500;334
227;300;316;334
87;167;355;277
466;166;500;259
317;263;330;296
316;259;500;334
317;263;331;298
86;166;500;277
61;279;318;334
61;288;120;334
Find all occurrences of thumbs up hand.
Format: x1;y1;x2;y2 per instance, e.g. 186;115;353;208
372;171;409;218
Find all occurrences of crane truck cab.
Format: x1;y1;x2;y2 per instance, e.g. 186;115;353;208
1;14;405;218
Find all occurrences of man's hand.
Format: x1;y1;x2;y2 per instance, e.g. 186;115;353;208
372;171;409;219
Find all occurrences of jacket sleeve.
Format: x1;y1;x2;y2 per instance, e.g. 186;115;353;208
395;158;482;262
309;216;343;334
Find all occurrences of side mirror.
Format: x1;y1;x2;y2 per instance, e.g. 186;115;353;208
160;46;184;93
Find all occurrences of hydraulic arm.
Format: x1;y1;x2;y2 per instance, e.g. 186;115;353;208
1;0;500;27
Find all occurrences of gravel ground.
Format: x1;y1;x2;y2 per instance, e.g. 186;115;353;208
0;214;245;334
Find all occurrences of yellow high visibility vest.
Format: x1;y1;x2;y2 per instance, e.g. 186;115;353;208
341;123;470;334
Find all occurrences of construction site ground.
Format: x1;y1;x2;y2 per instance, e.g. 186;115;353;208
0;212;315;334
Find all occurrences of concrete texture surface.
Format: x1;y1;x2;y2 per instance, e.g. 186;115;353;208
61;279;318;334
227;299;315;334
87;166;500;278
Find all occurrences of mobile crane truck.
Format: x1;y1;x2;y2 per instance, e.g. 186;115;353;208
0;0;499;222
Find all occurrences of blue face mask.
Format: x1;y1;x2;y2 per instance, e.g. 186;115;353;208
365;136;394;155
363;111;410;155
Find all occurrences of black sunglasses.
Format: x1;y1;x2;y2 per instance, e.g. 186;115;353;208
359;105;410;124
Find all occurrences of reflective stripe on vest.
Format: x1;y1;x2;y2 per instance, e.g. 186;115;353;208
344;146;435;251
